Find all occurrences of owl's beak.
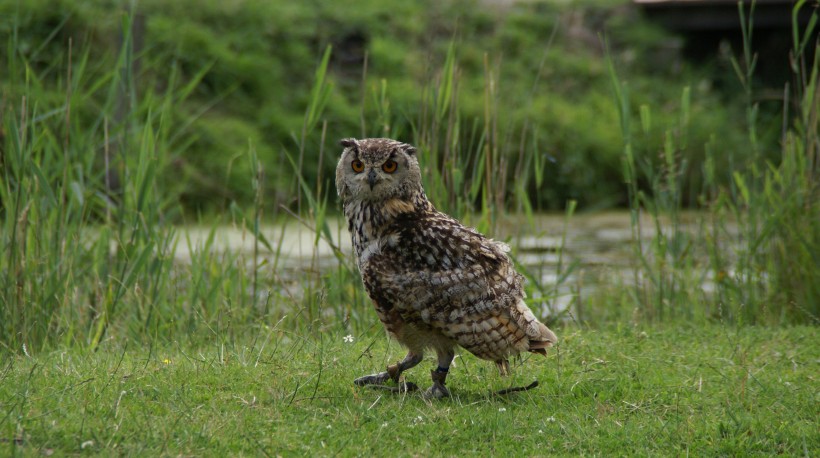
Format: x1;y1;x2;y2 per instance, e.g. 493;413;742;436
367;169;379;189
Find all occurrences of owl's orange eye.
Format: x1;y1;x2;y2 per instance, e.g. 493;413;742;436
382;160;398;173
351;160;365;173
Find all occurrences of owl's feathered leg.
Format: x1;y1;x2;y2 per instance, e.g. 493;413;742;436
354;351;422;388
495;359;510;376
424;349;455;399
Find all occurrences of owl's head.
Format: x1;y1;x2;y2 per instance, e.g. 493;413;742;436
335;138;423;203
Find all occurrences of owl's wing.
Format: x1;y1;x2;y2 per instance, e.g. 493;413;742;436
362;212;524;324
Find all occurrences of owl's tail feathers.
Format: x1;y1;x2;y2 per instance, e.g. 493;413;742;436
528;322;558;357
512;299;558;356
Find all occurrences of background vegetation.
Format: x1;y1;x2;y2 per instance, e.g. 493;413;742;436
2;0;775;213
1;0;816;346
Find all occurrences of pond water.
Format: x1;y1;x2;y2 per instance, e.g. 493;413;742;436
173;211;708;318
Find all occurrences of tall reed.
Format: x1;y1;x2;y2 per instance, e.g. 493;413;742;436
606;1;818;325
0;13;285;352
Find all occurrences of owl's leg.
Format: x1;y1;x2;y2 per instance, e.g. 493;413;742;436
387;351;423;381
354;351;422;387
424;349;455;399
495;359;510;376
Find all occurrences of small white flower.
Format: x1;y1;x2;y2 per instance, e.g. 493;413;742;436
326;424;332;429
343;335;354;343
538;429;544;434
498;407;507;412
381;422;388;428
546;416;556;422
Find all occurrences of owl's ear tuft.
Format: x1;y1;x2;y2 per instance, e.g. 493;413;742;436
403;144;417;156
340;138;359;150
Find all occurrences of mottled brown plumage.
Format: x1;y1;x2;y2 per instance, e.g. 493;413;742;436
336;137;557;397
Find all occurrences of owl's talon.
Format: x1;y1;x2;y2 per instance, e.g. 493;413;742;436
353;371;392;386
424;368;450;399
424;382;450;399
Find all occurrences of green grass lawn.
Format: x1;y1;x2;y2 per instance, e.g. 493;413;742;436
2;324;817;456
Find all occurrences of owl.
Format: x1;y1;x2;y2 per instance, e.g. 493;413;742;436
336;137;558;398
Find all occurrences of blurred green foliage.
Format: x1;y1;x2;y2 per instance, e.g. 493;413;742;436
0;0;773;214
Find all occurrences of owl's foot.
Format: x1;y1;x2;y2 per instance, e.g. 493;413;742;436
424;383;450;399
353;360;407;387
353;370;392;386
423;368;450;399
354;368;418;394
354;353;424;392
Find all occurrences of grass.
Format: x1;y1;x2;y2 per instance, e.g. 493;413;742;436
2;324;817;456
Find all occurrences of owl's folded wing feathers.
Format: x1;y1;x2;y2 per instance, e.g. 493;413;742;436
360;211;557;359
362;213;524;324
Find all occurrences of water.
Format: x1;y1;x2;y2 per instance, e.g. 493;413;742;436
173;211;707;319
174;212;654;264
